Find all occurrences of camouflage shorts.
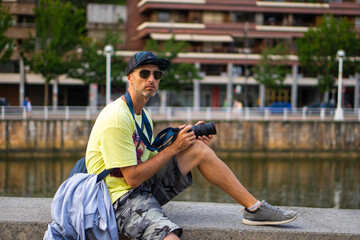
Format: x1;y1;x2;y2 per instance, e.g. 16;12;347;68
113;156;193;240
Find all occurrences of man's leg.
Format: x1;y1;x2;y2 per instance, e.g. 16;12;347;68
164;232;180;240
113;188;183;240
176;140;297;226
113;156;192;239
176;140;258;208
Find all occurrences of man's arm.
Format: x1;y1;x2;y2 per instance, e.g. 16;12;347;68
120;125;196;188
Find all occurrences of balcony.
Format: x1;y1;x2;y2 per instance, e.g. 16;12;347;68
256;25;309;32
257;1;330;10
5;26;35;39
259;0;358;2
3;2;37;15
137;21;205;31
138;0;205;8
189;46;263;54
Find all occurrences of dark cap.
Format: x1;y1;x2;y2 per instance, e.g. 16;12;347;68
126;51;169;75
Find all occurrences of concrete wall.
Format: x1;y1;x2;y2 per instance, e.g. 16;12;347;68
1;120;360;153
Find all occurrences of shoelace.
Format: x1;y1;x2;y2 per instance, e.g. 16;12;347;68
265;203;287;214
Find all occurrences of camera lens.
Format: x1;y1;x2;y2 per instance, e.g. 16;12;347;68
190;121;217;138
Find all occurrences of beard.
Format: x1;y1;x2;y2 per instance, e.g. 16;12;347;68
133;82;158;99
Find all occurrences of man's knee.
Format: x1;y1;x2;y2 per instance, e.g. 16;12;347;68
188;140;214;161
176;140;215;174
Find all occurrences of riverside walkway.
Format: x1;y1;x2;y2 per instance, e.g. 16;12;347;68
0;197;359;240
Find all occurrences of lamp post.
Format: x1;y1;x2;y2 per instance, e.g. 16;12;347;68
104;45;114;105
334;49;345;121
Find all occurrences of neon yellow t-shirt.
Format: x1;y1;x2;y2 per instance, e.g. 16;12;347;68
85;97;157;203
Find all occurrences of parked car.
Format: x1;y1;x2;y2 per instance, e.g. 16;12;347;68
268;101;291;114
0;98;9;106
306;102;335;115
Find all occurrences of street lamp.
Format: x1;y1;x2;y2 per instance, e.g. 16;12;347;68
104;44;114;105
334;49;345;121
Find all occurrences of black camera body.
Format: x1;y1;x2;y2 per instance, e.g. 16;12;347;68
190;121;217;138
152;121;217;151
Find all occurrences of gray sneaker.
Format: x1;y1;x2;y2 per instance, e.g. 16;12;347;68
242;201;297;226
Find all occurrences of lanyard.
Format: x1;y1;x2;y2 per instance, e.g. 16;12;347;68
124;91;180;152
125;92;156;151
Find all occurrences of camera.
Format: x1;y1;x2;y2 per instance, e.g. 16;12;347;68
152;121;217;151
190;121;217;138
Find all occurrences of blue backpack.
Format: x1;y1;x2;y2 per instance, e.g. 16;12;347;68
68;157;113;183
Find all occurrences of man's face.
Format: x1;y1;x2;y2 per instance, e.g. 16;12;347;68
128;64;163;99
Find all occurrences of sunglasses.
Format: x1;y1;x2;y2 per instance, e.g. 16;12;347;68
137;69;164;80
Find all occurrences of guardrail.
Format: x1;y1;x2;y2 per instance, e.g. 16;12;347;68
1;106;360;121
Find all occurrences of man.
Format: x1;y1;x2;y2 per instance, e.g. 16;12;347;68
86;51;297;240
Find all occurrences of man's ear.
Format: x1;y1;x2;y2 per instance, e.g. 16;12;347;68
127;74;132;84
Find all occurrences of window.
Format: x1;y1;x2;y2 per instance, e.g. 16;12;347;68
201;64;226;76
232;12;255;23
356;17;360;27
189;11;202;23
203;12;223;24
158;12;170;22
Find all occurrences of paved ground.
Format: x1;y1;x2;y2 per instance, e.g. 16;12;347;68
0;197;359;240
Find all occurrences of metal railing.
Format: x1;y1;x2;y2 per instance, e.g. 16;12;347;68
1;106;360;121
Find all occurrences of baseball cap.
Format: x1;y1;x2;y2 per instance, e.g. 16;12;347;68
126;51;170;75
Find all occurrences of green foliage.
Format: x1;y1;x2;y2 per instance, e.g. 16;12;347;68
253;44;290;89
0;0;14;63
62;0;88;9
296;15;360;94
23;0;85;81
68;30;126;86
145;36;202;91
21;0;86;105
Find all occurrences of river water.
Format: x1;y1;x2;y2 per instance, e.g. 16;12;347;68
0;154;359;209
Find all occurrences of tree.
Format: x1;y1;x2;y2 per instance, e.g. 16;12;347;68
296;15;360;98
145;36;201;91
68;30;126;87
21;0;86;106
253;44;290;89
0;0;14;63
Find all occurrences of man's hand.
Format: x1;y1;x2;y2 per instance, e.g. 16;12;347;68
169;125;196;153
194;121;213;144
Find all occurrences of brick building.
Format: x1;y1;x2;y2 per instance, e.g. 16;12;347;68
124;0;360;108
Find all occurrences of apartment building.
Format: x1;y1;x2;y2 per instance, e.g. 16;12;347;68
0;0;92;106
1;0;359;108
1;0;36;106
125;0;360;108
0;1;127;107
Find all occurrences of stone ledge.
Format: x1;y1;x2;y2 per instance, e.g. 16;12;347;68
0;197;359;240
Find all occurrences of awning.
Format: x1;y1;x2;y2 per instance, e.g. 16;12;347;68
150;33;233;42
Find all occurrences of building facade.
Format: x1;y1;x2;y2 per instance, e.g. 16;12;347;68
1;0;360;108
125;0;360;108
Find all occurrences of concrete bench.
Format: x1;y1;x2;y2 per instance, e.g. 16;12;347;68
0;197;359;239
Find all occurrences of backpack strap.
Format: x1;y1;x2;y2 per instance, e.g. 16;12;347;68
96;168;114;183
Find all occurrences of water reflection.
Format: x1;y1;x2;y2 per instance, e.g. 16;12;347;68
0;155;359;209
0;155;78;198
